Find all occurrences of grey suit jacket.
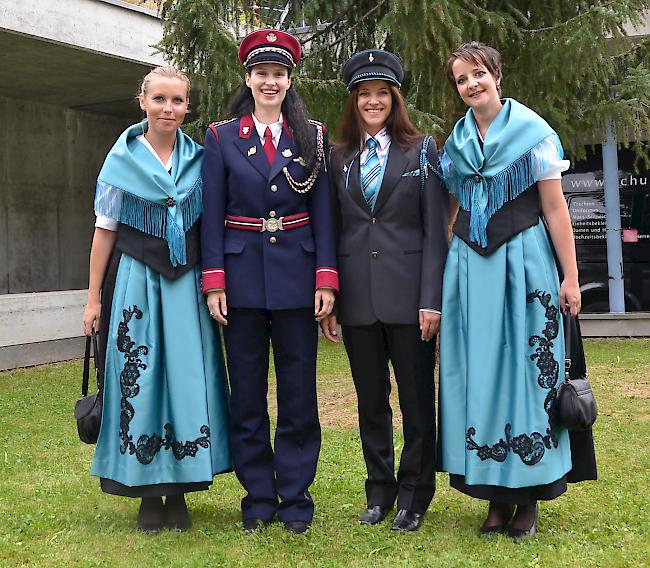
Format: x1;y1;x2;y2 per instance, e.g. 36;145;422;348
330;138;449;326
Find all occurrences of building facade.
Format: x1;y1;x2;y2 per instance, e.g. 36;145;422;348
0;0;164;369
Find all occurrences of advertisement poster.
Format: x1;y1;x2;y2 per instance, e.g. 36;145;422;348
562;146;650;311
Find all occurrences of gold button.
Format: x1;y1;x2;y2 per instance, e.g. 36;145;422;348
371;218;377;224
269;236;277;244
270;184;278;192
371;251;378;258
269;211;276;218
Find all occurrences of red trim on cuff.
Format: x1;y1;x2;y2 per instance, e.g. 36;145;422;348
201;269;226;294
316;267;339;292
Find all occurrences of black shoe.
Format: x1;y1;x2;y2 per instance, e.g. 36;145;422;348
508;503;538;540
359;505;391;525
284;521;310;535
164;494;191;532
479;502;514;535
243;518;268;533
137;497;165;533
390;509;423;532
480;524;508;535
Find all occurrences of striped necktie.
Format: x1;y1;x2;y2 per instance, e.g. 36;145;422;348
361;137;381;209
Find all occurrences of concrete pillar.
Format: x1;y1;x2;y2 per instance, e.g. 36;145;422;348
602;118;626;313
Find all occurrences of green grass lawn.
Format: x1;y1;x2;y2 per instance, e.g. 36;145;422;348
1;339;649;567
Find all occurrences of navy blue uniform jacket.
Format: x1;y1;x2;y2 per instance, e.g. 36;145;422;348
201;114;338;309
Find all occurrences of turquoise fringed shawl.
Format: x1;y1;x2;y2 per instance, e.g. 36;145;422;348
94;121;203;267
440;98;564;248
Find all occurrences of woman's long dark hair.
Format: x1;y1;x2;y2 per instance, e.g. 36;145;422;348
228;75;318;170
336;84;421;154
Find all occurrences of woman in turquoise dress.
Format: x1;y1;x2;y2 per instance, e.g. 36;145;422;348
438;43;584;538
82;66;230;533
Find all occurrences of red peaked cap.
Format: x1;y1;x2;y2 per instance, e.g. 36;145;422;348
238;29;302;69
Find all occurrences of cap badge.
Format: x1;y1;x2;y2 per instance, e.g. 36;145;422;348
242;126;250;134
266;33;277;43
368;53;374;62
282;148;293;158
247;146;257;156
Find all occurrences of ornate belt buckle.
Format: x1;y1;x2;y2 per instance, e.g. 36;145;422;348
266;218;280;232
262;217;282;232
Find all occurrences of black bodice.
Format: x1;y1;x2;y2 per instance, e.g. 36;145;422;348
453;185;541;256
115;222;200;279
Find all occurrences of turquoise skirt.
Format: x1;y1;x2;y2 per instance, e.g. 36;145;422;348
439;220;571;489
91;254;231;488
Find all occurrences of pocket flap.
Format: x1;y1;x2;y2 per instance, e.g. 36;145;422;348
300;239;315;253
224;239;246;255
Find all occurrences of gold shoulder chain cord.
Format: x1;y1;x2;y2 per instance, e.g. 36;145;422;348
283;124;324;194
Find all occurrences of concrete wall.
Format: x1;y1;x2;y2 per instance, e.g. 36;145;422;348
1;0;162;64
0;290;87;370
0;95;129;293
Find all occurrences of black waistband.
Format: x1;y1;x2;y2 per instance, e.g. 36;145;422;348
115;222;200;280
453;185;541;256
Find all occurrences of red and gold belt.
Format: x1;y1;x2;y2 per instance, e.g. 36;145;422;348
224;212;310;233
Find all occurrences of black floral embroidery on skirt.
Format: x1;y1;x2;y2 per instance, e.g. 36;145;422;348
117;305;210;465
465;289;561;466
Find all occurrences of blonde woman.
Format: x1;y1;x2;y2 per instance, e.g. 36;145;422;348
82;66;230;533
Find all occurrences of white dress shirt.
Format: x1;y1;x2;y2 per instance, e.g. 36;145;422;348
252;113;284;148
360;128;391;166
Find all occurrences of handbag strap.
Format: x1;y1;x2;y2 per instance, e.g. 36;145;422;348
82;335;92;397
564;313;572;384
81;332;101;396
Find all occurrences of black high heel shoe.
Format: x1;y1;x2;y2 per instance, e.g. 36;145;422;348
508;503;538;539
480;501;515;535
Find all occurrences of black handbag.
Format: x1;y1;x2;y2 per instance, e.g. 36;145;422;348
74;332;103;444
557;314;598;431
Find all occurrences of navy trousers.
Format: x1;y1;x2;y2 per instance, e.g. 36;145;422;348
223;308;320;523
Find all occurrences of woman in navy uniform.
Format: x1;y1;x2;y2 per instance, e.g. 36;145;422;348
200;29;338;535
321;51;449;531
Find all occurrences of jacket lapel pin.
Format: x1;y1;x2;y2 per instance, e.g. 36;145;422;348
247;146;257;156
282;148;293;158
242;126;250;134
293;156;306;166
343;165;348;172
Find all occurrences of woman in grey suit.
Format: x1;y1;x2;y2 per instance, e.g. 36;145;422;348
321;50;449;532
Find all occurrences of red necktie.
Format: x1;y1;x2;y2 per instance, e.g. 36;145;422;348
263;126;276;165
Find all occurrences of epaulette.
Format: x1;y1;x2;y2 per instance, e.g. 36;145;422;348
307;119;327;134
208;117;237;141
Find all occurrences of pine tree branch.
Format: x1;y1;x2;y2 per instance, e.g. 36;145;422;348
520;0;635;34
611;39;650;60
304;0;388;57
156;0;650;160
297;18;341;46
